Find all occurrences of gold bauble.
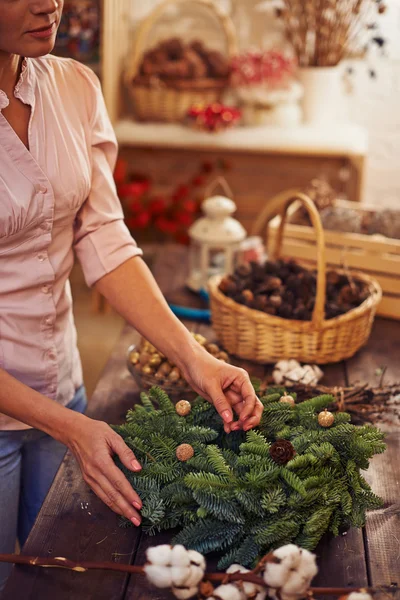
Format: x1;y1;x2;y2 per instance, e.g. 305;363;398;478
192;333;207;346
149;354;162;368
142;365;154;376
175;400;191;416
158;361;172;376
279;393;295;407
206;343;220;355
318;409;334;427
128;350;140;365
168;367;181;382
139;352;152;366
176;443;194;462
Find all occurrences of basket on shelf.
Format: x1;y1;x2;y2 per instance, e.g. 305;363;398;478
124;0;237;123
208;192;382;365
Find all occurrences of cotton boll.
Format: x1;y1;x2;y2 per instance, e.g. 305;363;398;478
311;364;323;382
172;586;199;599
171;544;191;567
281;570;309;596
144;564;173;588
146;544;172;566
273;544;302;569
187;549;206;570
297;549;318;581
226;564;266;599
285;366;306;383
272;369;284;385
208;583;246;600
299;365;318;385
171;566;191;587
262;561;291;588
186;565;205;586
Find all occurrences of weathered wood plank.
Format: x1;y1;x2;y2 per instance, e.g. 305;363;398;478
346;319;400;597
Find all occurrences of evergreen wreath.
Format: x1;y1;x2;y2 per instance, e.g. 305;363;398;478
112;385;385;570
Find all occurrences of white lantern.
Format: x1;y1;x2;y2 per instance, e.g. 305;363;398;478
187;182;246;292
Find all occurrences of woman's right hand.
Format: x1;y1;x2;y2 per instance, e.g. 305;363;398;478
63;413;143;525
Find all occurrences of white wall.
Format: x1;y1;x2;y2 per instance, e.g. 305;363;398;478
129;0;400;208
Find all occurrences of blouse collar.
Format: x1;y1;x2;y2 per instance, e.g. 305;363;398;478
0;58;35;111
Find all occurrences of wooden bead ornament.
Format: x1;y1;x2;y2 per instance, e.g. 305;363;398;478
176;443;194;462
175;400;191;416
279;393;295;407
318;409;334;427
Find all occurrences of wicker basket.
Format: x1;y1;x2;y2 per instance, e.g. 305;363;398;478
125;0;237;123
208;192;382;365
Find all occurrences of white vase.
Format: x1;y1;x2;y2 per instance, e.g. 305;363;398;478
298;66;346;125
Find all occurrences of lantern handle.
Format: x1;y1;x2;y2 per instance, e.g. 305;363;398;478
204;176;234;201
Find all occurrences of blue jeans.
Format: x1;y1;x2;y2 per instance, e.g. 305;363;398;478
0;386;87;593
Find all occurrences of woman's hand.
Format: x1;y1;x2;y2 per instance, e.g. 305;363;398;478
181;347;264;434
63;413;143;525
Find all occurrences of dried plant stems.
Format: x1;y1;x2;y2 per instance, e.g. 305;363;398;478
279;0;380;67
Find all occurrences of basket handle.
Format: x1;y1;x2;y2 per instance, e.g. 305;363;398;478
126;0;238;82
272;191;327;328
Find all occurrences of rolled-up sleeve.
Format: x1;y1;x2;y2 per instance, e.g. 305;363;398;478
73;65;142;287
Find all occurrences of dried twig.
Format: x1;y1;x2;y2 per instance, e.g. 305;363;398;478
278;0;384;67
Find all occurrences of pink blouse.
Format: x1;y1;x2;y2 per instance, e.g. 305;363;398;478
0;56;142;430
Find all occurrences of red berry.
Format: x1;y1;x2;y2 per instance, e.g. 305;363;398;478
182;199;198;213
149;197;167;215
175;211;194;226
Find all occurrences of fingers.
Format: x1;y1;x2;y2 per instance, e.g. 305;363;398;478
86;472;142;526
207;383;233;427
112;434;142;472
233;371;258;422
240;399;264;431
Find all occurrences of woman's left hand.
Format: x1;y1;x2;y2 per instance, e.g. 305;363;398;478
181;348;264;433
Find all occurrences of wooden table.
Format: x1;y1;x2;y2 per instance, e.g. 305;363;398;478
4;246;399;600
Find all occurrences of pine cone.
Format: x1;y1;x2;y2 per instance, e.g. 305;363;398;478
269;440;296;465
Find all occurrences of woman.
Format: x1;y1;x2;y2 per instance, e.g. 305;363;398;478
0;0;263;590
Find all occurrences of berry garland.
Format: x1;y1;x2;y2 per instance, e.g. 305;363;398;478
112;386;385;570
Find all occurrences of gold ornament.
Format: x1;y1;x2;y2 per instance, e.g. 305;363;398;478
139;352;152;366
192;333;207;346
158;362;172;376
176;443;194;461
206;343;220;355
168;367;181;382
128;350;140;365
175;400;191;416
149;354;162;368
142;365;154;376
279;393;295;407
318;409;334;427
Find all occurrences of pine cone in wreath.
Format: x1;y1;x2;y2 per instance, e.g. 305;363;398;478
269;440;296;465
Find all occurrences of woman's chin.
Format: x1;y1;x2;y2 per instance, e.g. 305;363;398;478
23;36;57;58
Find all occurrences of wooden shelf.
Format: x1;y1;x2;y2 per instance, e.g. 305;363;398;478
114;119;368;157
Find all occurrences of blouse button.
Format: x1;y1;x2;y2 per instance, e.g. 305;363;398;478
41;284;51;294
47;350;56;361
38;254;45;262
37;185;47;194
